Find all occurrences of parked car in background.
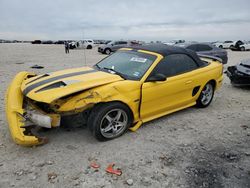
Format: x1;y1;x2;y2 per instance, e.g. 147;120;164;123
239;42;250;51
98;40;143;55
69;39;95;49
31;40;42;44
214;41;234;49
230;40;244;51
98;40;129;54
175;42;228;64
54;40;65;44
104;40;112;44
226;59;250;86
163;40;185;46
41;40;53;44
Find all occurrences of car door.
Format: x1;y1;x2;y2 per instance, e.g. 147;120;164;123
224;41;233;48
120;41;128;48
140;54;200;121
246;43;250;50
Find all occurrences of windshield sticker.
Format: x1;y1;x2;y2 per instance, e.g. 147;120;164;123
133;72;140;77
130;57;147;63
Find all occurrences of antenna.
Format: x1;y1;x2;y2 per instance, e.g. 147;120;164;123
83;29;87;66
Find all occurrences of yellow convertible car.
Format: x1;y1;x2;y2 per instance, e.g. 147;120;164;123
6;44;223;146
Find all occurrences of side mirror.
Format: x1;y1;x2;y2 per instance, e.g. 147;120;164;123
147;73;167;82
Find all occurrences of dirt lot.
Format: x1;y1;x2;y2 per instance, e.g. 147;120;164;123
0;43;250;188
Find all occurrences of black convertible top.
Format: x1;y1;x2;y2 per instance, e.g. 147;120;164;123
130;44;205;67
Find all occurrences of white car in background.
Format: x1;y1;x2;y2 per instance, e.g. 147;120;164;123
214;41;234;49
163;40;185;46
69;39;95;49
239;42;250;51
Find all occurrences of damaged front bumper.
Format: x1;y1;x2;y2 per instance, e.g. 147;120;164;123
227;66;250;86
5;72;60;146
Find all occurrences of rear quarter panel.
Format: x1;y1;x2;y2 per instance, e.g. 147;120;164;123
198;58;223;91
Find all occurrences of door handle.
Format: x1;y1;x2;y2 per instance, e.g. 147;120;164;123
185;80;192;85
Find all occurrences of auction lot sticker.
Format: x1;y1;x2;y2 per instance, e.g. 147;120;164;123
130;57;147;63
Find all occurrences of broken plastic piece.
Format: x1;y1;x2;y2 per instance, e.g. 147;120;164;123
106;163;122;176
90;161;100;169
30;65;44;69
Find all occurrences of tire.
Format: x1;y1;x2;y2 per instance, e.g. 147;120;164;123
230;45;234;49
87;102;133;141
241;46;245;51
104;48;111;55
86;45;92;49
219;45;223;49
196;82;214;108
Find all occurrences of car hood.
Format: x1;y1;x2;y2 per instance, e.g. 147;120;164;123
21;67;123;103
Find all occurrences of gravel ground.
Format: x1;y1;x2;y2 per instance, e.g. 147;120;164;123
0;43;250;188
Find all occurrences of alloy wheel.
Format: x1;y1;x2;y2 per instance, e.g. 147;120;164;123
200;84;213;105
100;109;128;138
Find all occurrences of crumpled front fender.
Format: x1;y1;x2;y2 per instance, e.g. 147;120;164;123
5;72;47;146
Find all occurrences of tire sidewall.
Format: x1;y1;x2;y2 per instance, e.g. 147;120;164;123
105;48;111;55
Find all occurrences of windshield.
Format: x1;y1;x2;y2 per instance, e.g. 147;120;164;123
107;41;113;45
96;51;156;80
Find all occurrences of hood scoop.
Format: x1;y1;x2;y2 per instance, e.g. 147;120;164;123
26;74;50;85
35;80;81;93
35;81;67;93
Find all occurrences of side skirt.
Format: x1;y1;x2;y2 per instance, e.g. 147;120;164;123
129;102;196;132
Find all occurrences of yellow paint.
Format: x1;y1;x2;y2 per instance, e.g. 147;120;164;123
5;72;43;146
22;67;123;103
119;48;133;51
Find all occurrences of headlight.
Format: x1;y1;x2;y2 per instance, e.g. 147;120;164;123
235;70;244;76
26;110;56;128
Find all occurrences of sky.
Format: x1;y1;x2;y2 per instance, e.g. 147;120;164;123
0;0;250;42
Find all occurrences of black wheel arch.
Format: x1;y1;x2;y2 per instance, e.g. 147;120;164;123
208;79;216;89
198;80;216;96
89;101;134;123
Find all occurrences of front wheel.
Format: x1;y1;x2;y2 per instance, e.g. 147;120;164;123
88;102;133;141
241;46;245;51
196;82;214;108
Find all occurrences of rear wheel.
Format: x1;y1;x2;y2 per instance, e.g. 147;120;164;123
196;82;214;108
104;48;111;55
86;45;92;49
219;45;223;48
88;102;133;141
